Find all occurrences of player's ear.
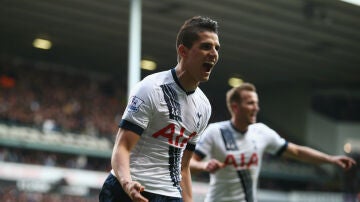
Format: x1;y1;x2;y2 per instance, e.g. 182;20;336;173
177;44;188;59
231;102;238;113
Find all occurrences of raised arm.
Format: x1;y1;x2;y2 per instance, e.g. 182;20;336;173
111;128;148;202
283;142;356;170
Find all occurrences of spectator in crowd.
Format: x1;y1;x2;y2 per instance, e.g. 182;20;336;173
0;63;125;137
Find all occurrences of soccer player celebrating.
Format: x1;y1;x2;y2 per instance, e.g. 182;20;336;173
190;82;356;202
99;16;220;202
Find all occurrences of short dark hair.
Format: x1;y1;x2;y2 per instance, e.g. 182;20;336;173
176;16;219;49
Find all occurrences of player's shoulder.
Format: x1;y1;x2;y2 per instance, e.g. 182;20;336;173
207;120;229;130
249;122;273;133
201;121;226;139
134;69;171;92
141;69;171;85
249;122;282;141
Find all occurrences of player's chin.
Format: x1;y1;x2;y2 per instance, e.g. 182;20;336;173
199;75;211;83
249;117;257;124
199;71;212;82
200;68;213;81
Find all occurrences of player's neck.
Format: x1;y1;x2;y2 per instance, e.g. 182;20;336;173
174;65;199;92
230;118;248;133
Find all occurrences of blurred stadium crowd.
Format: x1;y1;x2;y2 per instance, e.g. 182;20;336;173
0;60;126;138
1;187;98;202
0;59;358;201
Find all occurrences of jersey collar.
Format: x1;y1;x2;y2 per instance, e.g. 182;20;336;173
171;68;196;95
229;120;247;135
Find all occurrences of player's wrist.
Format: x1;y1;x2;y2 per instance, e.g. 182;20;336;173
203;162;209;171
120;179;132;191
121;180;135;199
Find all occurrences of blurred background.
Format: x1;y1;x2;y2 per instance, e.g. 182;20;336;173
0;0;359;201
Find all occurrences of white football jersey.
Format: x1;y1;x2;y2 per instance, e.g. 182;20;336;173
114;68;211;198
195;120;287;202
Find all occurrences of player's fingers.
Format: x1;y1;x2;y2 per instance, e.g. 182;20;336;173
133;193;149;202
341;160;354;170
346;159;356;168
206;164;214;172
207;162;224;173
129;187;148;202
133;182;145;192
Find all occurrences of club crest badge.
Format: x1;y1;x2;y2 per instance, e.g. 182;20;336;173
127;96;144;113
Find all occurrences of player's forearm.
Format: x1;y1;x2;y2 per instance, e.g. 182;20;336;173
180;168;193;202
181;150;195;201
286;143;332;164
111;145;132;187
111;129;140;187
189;158;207;171
299;147;332;164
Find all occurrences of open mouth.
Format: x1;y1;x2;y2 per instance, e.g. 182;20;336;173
203;62;215;72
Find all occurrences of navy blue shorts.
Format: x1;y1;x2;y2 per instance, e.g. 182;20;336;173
99;174;183;202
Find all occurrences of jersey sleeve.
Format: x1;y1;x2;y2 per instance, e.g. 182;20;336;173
258;123;288;156
119;81;154;135
194;123;218;159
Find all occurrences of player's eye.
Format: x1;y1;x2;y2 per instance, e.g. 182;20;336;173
200;43;212;50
